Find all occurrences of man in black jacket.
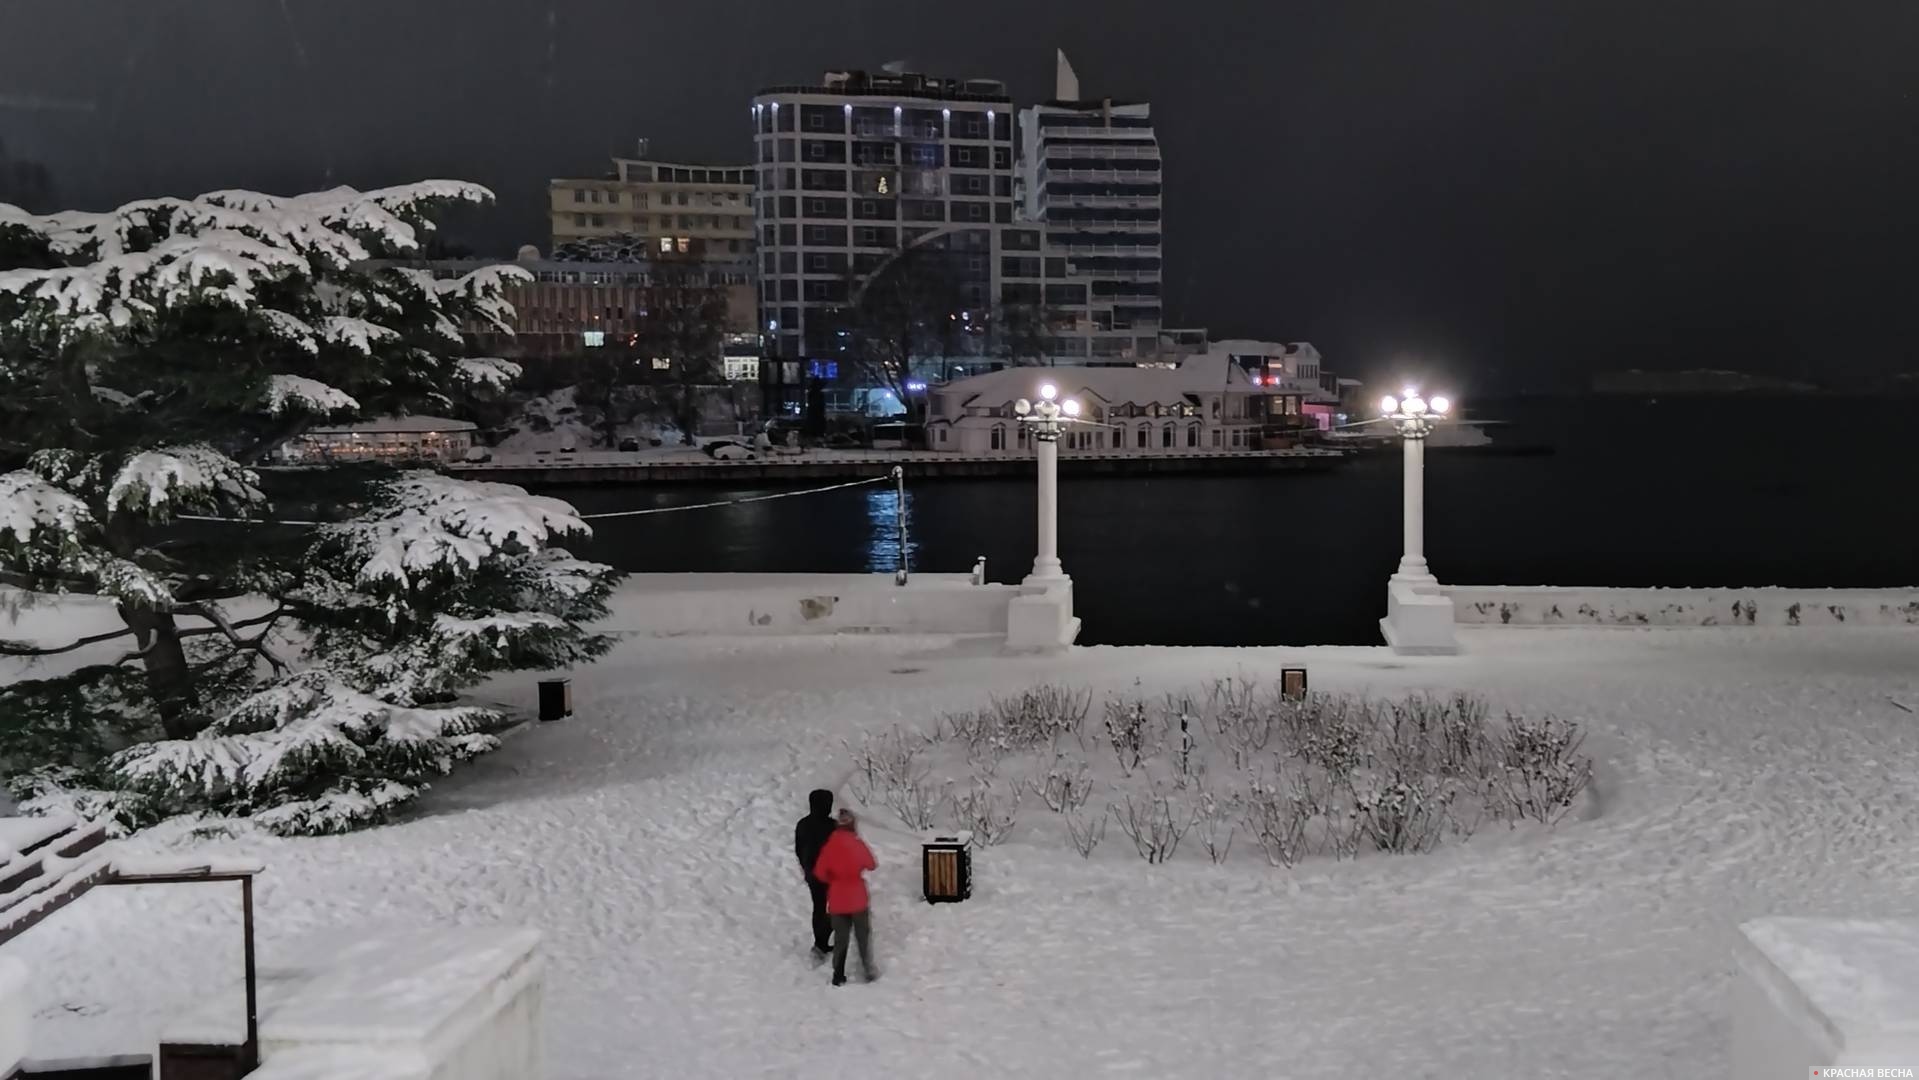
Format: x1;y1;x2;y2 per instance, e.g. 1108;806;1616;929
795;788;837;957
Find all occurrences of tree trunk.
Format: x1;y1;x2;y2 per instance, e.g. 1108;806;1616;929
120;605;199;738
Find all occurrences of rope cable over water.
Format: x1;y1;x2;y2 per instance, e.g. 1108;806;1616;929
173;473;897;527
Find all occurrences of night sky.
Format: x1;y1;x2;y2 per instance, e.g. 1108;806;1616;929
4;0;1915;389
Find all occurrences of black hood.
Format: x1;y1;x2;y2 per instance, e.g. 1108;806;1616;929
808;788;834;816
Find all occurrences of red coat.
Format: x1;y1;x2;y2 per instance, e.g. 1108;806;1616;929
811;829;876;914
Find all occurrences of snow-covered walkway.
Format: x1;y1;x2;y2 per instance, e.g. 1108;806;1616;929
16;627;1919;1078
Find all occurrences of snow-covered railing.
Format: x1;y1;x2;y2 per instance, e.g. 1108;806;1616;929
1444;585;1919;628
0;815;266;1077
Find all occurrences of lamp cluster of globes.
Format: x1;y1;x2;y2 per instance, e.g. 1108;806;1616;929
1013;383;1082;421
1381;388;1450;418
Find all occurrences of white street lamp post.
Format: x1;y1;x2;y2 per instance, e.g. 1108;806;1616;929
1013;382;1081;587
1380;389;1452;588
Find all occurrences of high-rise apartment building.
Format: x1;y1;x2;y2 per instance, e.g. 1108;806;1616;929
1019;52;1164;364
549;154;755;263
750;69;1017;373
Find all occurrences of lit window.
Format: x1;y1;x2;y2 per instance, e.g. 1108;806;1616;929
876;176;890;195
582;331;605;347
676;238;691;253
659;237;674;253
652;357;672;370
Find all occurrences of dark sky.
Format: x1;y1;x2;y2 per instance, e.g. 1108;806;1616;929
4;0;1916;390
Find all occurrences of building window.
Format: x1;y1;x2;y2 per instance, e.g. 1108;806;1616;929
574;213;587;226
588;190;600;203
606;191;619;204
1136;425;1148;449
582;331;605;348
659;237;673;253
571;189;584;203
938;427;948;444
809;253;827;270
990;425;1004;451
1162;425;1174;448
677;238;690;253
1231;429;1243;447
1187;424;1199;447
1211;429;1222;449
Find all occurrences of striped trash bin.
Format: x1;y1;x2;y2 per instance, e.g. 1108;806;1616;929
922;831;973;904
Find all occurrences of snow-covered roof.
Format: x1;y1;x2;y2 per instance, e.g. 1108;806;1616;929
934;359;1254;410
304;416;477;436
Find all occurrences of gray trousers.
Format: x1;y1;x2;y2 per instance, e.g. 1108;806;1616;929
829;911;874;980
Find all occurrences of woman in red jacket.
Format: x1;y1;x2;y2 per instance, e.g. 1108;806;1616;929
811;808;878;986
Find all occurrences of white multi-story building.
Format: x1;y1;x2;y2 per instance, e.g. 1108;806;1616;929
750;69;1017;383
1019;51;1164;365
925;358;1265;455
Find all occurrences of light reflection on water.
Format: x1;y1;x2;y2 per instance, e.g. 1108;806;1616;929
862;487;919;576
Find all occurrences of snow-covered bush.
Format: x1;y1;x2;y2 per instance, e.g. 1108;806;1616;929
1064;807;1106;858
1101;690;1153;777
0;183;620;835
1109;788;1195;865
1243;769;1309;867
1493;713;1593;824
1027;753;1093;814
948;778;1020;846
850;680;1593;869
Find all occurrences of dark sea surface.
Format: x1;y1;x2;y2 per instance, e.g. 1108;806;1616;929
556;397;1918;645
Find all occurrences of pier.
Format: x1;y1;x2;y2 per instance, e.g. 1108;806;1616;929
450;447;1350;486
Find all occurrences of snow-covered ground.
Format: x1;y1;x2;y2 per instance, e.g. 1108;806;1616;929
11;622;1919;1078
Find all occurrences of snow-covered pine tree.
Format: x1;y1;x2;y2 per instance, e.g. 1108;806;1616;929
0;184;619;834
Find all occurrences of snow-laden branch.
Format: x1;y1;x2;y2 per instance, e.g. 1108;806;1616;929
343;474;591;590
263;375;358;416
107;446;263;521
454;357;521;391
0;470;94;547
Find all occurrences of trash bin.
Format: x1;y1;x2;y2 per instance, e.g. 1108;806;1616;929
922;831;973;904
1281;667;1308;701
538;679;572;722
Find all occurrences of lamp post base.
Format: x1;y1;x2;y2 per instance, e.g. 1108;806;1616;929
1007;574;1076;652
1389;557;1439;594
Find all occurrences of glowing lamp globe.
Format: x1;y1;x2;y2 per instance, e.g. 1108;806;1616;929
1014;399;1032;416
1405;397;1427;416
1431;395;1451;415
1380;395;1398;415
1062;399;1081;417
1040;383;1058;402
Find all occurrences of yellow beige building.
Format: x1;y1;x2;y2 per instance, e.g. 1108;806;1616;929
549;156;755;262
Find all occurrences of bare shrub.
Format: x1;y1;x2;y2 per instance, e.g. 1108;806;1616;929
1065;807;1107;858
843;726;925;790
1205;676;1259;738
1109;789;1195;864
989;685;1092;752
1348;771;1456;854
1243;770;1308;867
1287;694;1371;780
1028;754;1093;814
1102;691;1152;777
949;778;1021;846
881;776;941;830
1494;714;1593;824
1192;785;1236;864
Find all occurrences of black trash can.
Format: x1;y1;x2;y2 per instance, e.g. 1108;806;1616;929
538;678;572;722
922;832;973;904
